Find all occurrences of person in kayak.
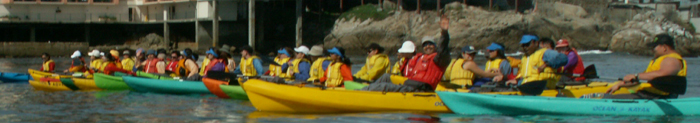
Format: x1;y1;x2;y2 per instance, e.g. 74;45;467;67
555;39;586;82
121;50;135;72
155;52;167;74
40;53;55;73
389;41;416;76
109;50;123;69
319;47;353;87
138;50;160;74
198;47;214;76
281;46;311;82
175;48;200;80
353;43;390;82
165;51;180;75
605;34;687;99
268;47;292;77
443;46;504;89
505;35;568;95
87;50;103;73
219;45;236;74
133;48;146;72
538;38;562;89
203;48;228;76
64;50;87;74
470;43;514;87
233;45;264;80
101;52;134;76
307;45;332;82
361;15;452;92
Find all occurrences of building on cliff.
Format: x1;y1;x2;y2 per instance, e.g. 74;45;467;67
0;0;306;56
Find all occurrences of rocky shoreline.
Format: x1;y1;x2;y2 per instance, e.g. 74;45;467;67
323;1;700;56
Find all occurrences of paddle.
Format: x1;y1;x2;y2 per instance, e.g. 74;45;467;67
206;71;241;85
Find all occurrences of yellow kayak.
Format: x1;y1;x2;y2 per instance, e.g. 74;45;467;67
72;78;102;91
29;80;72;91
245;80;628;113
28;69;71;80
244;79;451;113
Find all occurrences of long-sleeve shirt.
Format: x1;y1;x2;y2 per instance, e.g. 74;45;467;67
563;51;578;71
435;29;452;69
103;62;133;75
281;61;311;81
233;59;264;76
498;60;513;76
319;63;353;83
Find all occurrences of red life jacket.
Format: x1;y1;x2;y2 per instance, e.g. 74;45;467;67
166;60;178;72
564;48;586;81
405;53;444;89
144;59;160;73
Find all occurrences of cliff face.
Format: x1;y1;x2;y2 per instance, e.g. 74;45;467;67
324;1;699;56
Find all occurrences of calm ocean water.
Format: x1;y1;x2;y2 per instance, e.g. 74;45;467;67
0;53;698;122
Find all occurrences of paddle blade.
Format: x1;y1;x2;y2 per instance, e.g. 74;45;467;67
581;64;599;79
648;76;686;95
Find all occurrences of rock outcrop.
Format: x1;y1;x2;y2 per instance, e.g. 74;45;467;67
324;1;699;56
610;11;700;56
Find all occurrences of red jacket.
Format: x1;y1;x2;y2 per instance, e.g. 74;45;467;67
144;59;160;73
405;53;444;89
103;62;132;75
563;49;586;81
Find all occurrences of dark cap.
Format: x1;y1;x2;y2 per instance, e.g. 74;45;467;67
366;43;385;53
461;45;476;54
646;34;675;49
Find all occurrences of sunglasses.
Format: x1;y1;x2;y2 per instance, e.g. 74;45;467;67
521;42;531;47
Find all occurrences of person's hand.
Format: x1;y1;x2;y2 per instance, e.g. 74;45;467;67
493;75;504;82
63;70;69;73
506;79;518;86
440;15;449;30
623;74;636;82
606;83;622;94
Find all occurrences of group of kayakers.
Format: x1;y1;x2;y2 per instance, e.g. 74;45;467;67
38;15;687;99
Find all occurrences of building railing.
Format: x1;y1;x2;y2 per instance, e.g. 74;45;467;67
0;11;197;23
3;0;117;4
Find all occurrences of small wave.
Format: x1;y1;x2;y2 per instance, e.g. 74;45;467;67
577;50;613;55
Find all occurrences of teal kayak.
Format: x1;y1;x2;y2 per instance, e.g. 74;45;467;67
122;76;211;95
437;92;700;116
136;71;174;80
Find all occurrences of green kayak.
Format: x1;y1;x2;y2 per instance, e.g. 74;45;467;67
94;73;131;91
344;81;368;90
437;92;700;116
122;76;211;95
220;84;248;100
136;71;174;80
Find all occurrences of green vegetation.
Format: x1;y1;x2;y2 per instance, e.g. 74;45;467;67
339;5;391;21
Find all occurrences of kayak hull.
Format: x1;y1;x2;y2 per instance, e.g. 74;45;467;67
59;78;80;90
243;79;451;113
94;73;131;90
29;79;72;91
28;69;70;80
0;72;32;82
72;78;102;91
437;92;700;116
202;78;231;98
136;71;174;80
122;76;211;95
220;84;248;100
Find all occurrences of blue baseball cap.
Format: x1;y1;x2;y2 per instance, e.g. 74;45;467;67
277;49;290;57
520;35;539;44
486;43;504;51
327;47;344;58
206;49;219;58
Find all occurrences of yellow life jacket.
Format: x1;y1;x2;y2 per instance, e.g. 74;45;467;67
325;62;345;87
90;59;103;70
518;48;558;88
270;57;290;77
638;53;687;95
443;59;475;87
507;56;521;68
390;57;407;75
308;57;330;82
284;58;310;81
121;58;135;72
42;60;55;72
486;58;504;73
199;58;210;76
355;54;390;81
240;56;260;77
99;61;110;72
